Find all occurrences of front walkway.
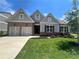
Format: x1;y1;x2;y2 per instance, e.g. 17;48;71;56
0;36;39;59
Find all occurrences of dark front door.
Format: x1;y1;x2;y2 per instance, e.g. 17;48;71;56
34;25;40;34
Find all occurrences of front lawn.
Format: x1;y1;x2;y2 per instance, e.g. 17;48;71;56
15;37;79;59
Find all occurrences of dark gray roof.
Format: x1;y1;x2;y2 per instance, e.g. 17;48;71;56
41;13;59;23
0;12;11;22
0;12;12;15
7;9;34;23
31;10;45;22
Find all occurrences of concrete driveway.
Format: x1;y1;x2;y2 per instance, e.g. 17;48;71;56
0;36;38;59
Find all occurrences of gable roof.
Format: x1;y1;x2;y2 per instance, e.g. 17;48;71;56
0;12;12;17
59;20;68;25
31;10;44;22
41;13;59;23
0;12;11;22
7;9;34;23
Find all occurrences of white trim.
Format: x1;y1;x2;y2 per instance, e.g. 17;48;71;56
0;21;7;24
34;24;40;25
7;21;34;23
0;14;8;18
40;22;58;24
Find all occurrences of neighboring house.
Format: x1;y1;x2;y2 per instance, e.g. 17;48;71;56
0;21;7;35
0;12;11;35
6;9;70;36
0;12;11;22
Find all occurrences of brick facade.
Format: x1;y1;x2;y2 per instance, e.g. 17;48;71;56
8;22;33;27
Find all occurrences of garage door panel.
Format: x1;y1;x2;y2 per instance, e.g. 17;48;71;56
9;27;20;36
21;27;32;36
15;27;20;36
9;27;15;36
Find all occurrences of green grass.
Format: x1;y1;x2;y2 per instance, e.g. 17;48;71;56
15;37;79;59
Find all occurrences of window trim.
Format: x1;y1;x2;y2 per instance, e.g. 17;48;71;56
48;16;51;22
19;14;24;19
35;14;40;20
45;26;54;32
60;26;68;33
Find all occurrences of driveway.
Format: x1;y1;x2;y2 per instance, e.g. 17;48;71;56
0;36;39;59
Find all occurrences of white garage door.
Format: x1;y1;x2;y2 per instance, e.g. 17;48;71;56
21;27;32;36
9;27;32;36
9;27;20;36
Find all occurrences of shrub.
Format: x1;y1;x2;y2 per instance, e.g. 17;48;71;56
40;32;74;38
0;31;8;36
0;31;3;36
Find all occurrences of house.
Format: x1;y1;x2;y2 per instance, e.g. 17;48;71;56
6;9;70;36
0;12;11;22
0;21;7;35
0;12;11;35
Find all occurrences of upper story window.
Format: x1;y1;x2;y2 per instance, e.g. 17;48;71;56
19;14;24;19
48;16;52;22
35;14;40;20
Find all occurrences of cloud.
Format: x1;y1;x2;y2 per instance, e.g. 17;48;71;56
44;13;47;16
59;15;66;20
0;0;15;14
7;9;15;14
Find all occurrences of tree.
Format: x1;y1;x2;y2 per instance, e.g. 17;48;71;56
65;0;79;33
65;9;78;33
65;0;79;41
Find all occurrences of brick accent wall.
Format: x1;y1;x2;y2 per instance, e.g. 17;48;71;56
8;22;33;27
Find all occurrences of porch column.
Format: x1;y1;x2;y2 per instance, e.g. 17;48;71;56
49;26;50;32
63;27;64;33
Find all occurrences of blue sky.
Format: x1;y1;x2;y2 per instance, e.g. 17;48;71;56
0;0;75;19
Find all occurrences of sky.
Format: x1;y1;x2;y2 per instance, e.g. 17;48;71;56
0;0;76;20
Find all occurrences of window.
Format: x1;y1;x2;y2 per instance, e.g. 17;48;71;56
50;26;54;32
48;16;51;22
45;26;54;32
35;14;40;20
60;27;63;32
19;14;24;19
46;26;49;32
60;26;68;33
64;27;68;33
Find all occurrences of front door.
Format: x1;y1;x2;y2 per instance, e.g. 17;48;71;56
34;25;40;34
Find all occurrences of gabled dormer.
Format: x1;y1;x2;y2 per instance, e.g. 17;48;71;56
7;8;34;23
41;13;58;23
31;10;44;22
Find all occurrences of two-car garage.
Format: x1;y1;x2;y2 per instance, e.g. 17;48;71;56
7;9;34;36
8;22;33;36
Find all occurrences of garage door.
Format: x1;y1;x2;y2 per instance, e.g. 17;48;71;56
21;27;32;36
9;27;20;36
9;27;32;36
